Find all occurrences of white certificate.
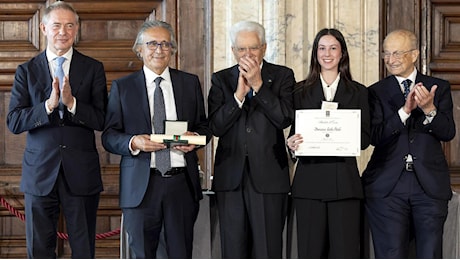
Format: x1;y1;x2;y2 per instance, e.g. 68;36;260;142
295;109;361;157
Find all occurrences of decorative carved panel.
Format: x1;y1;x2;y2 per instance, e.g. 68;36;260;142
429;0;460;87
0;3;42;91
426;1;460;188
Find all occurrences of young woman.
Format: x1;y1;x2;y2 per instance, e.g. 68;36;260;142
286;28;370;258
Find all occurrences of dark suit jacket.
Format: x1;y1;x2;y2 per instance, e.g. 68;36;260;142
102;68;212;208
7;50;107;196
289;79;370;200
208;60;294;193
363;72;456;200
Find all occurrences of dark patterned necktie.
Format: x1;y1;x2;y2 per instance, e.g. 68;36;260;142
55;56;66;118
153;77;170;174
247;89;253;99
402;79;412;99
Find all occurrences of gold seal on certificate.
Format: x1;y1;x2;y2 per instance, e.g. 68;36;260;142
295;109;361;157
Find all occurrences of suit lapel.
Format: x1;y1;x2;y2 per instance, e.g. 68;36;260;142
68;50;85;96
247;61;273;112
231;65;239;93
35;52;53;97
170;69;183;120
411;72;427;121
132;71;152;128
261;63;274;93
333;80;353;107
250;64;273;111
301;81;324;109
386;76;406;110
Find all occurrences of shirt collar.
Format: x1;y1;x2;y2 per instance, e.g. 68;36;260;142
395;67;417;85
46;48;73;63
143;66;171;85
320;73;341;88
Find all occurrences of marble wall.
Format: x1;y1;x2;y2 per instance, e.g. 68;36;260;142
212;0;380;172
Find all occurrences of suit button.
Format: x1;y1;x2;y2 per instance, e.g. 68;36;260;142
60;145;67;149
246;127;252;133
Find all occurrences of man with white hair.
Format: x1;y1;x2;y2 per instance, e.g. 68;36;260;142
208;20;295;258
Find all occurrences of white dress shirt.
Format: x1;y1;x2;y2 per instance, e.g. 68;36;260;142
45;48;77;115
143;66;186;168
320;73;340;101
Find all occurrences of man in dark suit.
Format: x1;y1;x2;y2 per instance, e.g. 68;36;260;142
6;2;107;258
363;29;456;258
208;20;295;258
102;20;211;258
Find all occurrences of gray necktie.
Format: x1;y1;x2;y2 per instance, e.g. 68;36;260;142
402;79;412;99
54;56;66;118
153;77;171;174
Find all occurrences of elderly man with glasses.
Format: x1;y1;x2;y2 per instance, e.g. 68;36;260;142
102;20;211;258
363;29;456;258
208;20;295;258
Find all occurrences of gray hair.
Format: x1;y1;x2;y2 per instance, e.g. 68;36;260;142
42;1;79;25
132;20;178;57
229;20;266;47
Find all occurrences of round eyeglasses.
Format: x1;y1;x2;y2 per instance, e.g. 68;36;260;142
145;41;172;51
234;45;264;53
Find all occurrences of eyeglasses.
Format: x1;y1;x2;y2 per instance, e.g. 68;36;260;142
145;41;173;51
381;49;415;59
234;45;264;53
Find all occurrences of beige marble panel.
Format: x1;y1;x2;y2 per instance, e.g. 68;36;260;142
285;0;380;83
213;0;264;72
262;0;286;64
213;0;379;80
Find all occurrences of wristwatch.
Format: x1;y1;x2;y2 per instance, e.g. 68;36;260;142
425;109;437;118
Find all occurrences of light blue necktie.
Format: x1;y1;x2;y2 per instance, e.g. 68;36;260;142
54;56;66;118
402;79;412;99
153;77;171;174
